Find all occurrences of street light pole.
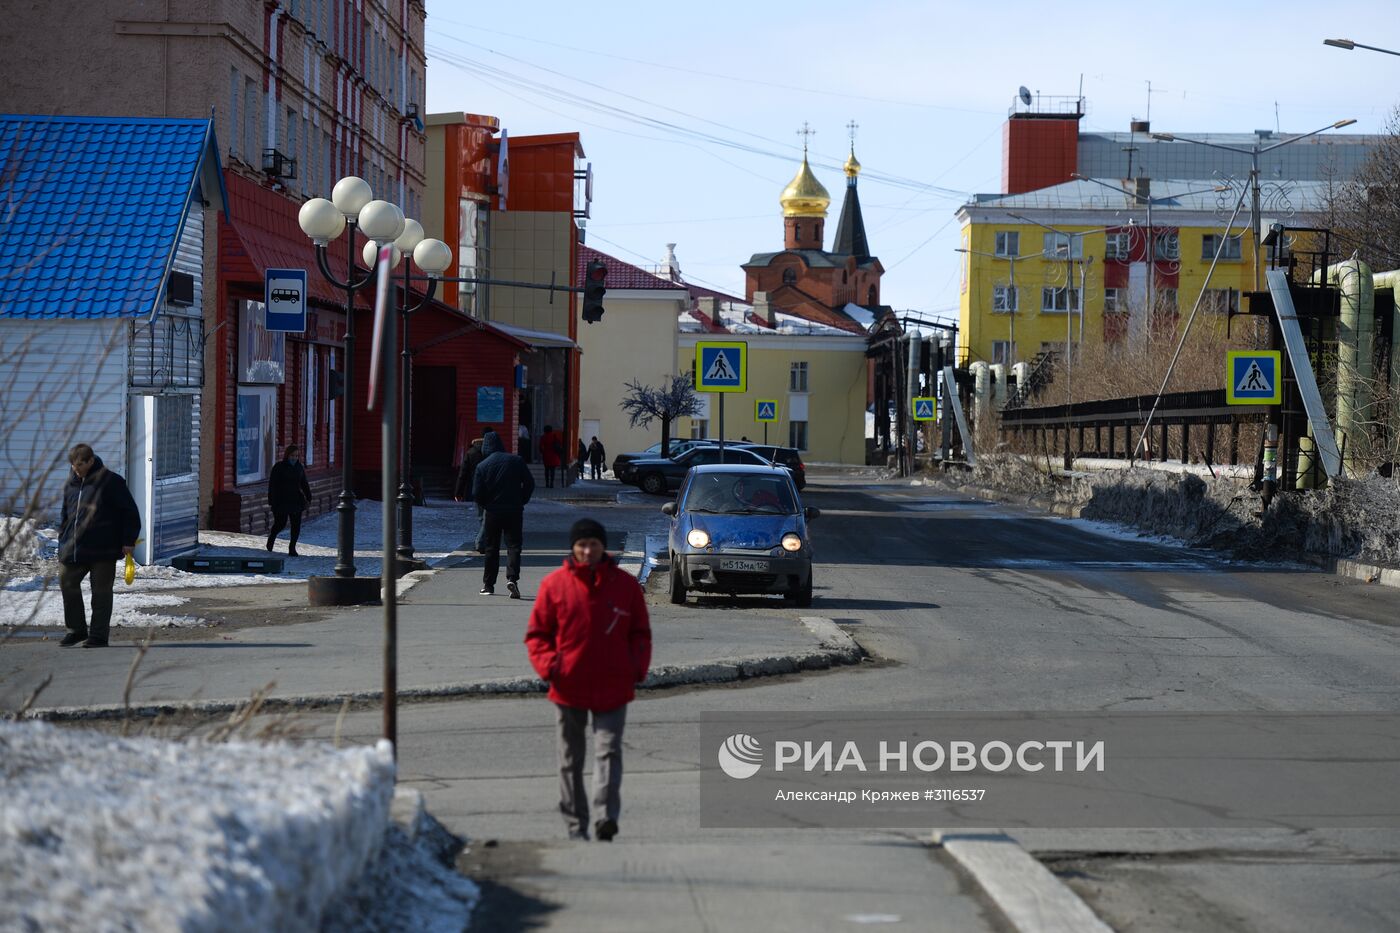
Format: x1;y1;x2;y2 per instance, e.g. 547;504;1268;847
1323;37;1400;56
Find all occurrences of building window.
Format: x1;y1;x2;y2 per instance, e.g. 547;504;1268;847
992;285;1017;313
1202;233;1243;260
1154;231;1180;260
789;420;808;450
789;361;808;392
782;268;797;285
1104;288;1125;313
243;78;258;165
793;223;801;241
1043;232;1082;259
992;340;1013;365
690;419;709;439
1104;232;1131;261
994;231;1019;257
229;68;241;159
1203;288;1235;314
1041;286;1081;313
155;395;194;479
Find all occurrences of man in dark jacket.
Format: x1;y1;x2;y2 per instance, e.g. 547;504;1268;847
57;444;141;648
472;431;535;597
587;436;606;480
266;445;312;556
453;438;485;501
526;518;651;841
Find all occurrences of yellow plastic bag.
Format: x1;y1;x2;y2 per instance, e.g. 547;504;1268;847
124;553;136;586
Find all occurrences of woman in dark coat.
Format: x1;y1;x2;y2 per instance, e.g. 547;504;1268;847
266;444;312;556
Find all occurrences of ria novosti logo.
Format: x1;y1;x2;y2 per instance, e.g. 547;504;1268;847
717;733;763;779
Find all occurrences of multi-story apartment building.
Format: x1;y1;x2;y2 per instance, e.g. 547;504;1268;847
957;96;1378;367
1;1;454;532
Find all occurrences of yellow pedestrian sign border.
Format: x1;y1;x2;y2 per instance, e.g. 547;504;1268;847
912;397;938;421
695;341;747;392
755;399;778;422
1226;351;1282;405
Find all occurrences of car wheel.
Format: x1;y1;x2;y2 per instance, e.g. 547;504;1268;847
640;472;666;495
793;575;814;608
669;554;687;604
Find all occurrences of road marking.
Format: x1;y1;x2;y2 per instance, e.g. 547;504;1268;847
934;831;1112;933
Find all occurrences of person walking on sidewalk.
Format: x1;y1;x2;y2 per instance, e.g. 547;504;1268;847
574;438;588;483
472;431;534;597
587;436;606;480
57;443;141;649
525;518;651;841
539;424;564;488
266;445;312;556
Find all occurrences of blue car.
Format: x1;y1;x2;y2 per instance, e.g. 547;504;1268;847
661;464;819;606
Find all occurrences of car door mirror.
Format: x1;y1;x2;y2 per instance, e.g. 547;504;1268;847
661;502;676;516
804;506;820;522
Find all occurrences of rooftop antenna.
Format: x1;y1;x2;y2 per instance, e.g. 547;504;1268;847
1018;85;1033;109
1275;101;1281;133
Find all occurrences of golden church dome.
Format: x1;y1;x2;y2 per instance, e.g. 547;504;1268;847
843;147;862;178
780;154;831;218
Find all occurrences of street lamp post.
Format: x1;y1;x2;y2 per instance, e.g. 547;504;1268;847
298;177;407;605
1149;120;1355;291
1324;37;1400;57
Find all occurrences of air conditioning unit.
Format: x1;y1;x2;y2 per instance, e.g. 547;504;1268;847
262;148;297;180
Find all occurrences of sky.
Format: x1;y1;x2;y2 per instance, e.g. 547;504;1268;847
424;0;1400;323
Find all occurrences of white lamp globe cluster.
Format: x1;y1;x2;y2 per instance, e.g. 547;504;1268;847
298;175;452;273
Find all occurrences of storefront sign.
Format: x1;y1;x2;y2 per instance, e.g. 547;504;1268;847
477;385;505;423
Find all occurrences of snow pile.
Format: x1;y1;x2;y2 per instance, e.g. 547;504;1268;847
322;824;478;932
0;722;395;932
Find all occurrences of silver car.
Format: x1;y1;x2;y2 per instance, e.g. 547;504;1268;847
662;464;819;606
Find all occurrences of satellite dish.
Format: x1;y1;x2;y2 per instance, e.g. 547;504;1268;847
1018;86;1033;107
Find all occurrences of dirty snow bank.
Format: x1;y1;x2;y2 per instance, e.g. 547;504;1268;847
934;453;1400;565
1;721;396;932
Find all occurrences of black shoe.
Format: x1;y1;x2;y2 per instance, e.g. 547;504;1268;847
567;827;590;841
59;632;87;648
479;585;494;595
507;581;521;599
594;819;618;842
81;638;109;649
288;547;299;557
266;538;275;552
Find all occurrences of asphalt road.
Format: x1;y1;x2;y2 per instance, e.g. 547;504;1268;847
269;477;1400;930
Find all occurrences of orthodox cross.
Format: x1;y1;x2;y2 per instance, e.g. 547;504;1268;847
797;122;816;153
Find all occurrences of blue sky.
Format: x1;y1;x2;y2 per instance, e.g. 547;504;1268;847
425;1;1398;319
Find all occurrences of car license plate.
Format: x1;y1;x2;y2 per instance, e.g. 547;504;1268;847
719;558;770;572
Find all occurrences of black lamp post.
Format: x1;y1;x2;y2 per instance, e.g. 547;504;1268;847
387;220;452;571
298;176;408;605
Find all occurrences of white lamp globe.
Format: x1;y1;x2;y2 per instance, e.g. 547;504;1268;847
414;238;453;276
395;218;425;254
363;240;403;270
331;176;373;218
298;198;345;245
359;199;405;243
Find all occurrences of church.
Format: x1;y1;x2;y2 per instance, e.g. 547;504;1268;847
740;131;885;332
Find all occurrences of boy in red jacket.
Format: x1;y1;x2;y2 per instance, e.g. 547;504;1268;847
526;518;652;841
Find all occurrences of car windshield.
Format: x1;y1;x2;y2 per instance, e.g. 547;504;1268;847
682;473;798;514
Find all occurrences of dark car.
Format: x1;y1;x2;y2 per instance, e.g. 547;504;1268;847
611;438;715;478
662;464;819;606
619;445;771;495
733;444;806;489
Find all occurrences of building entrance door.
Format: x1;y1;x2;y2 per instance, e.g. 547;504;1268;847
411;366;457;469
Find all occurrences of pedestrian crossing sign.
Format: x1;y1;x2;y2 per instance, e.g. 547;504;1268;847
755;399;778;422
1226;351;1282;405
695;341;747;392
912;397;937;421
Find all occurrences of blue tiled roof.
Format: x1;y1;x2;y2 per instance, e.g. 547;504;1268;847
0;114;222;319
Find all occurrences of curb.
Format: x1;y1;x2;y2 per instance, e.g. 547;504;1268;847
933;830;1112;933
23;621;866;723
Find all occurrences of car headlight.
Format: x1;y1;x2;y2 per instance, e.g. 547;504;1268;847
781;533;802;552
687;528;711;548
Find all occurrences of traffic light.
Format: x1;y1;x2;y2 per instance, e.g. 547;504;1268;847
582;260;607;323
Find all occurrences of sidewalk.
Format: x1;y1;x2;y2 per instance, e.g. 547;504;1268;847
4;498;855;716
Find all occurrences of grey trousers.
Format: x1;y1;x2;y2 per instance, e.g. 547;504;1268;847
555;703;627;834
58;560;117;641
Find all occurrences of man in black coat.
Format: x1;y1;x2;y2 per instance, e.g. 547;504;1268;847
471;431;535;598
266;445;312;556
57;443;141;648
587;436;607;480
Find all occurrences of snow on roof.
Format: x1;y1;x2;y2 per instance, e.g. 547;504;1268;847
678;302;855;337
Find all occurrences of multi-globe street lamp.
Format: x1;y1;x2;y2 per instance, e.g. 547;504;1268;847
296;176;449;605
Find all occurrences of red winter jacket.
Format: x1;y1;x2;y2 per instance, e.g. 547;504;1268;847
539;431;564;468
526;555;652;711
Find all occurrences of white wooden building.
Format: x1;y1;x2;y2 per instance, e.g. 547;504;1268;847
0;115;225;564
